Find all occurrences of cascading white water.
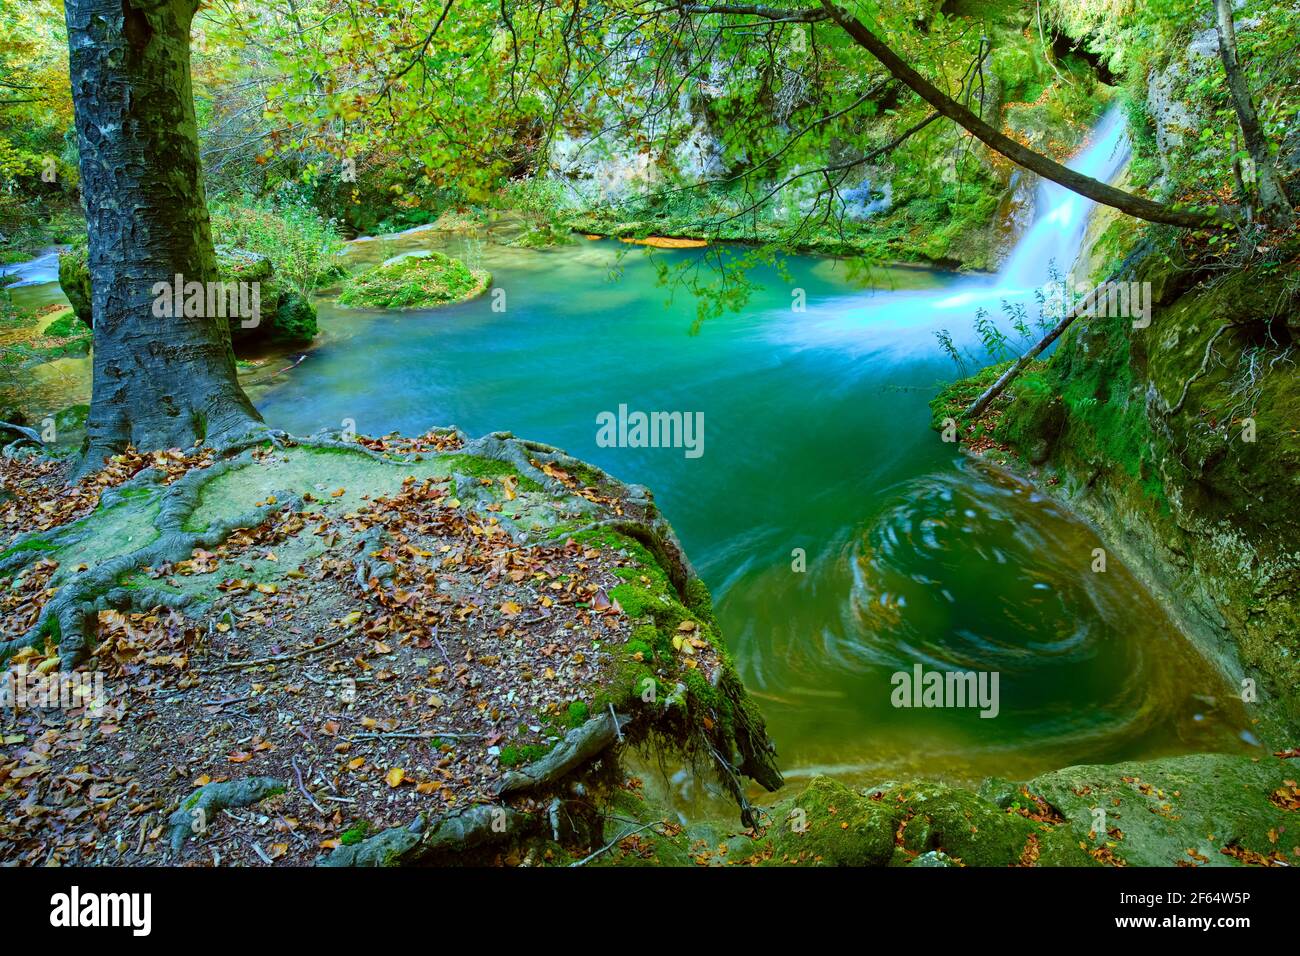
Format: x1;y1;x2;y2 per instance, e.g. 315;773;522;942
996;104;1131;291
769;103;1133;357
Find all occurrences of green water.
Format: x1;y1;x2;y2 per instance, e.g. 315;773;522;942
247;230;1252;795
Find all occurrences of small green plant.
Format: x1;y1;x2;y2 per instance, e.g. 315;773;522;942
974;308;1016;362
934;328;968;376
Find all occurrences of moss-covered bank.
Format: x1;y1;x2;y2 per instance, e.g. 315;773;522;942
589;750;1298;867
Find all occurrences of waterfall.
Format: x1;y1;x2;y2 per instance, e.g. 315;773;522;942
996;104;1132;291
774;103;1137;358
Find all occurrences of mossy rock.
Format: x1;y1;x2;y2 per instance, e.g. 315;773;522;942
766;776;1092;867
57;243;318;347
337;251;491;310
214;245;275;285
768;776;899;865
509;224;575;249
1026;753;1300;867
269;289;317;343
57;243;91;324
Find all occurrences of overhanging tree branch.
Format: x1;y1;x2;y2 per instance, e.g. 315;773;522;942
659;1;1238;229
815;1;1235;229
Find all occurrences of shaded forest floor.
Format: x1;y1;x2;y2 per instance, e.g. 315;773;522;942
0;428;775;865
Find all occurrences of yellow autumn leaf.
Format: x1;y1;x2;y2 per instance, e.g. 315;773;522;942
385;767;406;788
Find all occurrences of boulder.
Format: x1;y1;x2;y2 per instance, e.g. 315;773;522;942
58;243;318;347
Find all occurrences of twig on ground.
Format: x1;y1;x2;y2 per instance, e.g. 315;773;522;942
569;821;663;867
291;756;327;814
207;636;347;671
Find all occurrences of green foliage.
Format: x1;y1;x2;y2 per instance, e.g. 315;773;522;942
496;177;570;221
1048;0;1299;212
934;328;968;376
208;199;345;298
0;2;79;260
271;291;318;343
974;308;1017;362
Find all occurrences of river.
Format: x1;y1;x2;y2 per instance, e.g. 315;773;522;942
2;106;1253;799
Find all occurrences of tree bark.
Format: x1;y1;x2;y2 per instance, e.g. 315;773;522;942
65;0;263;466
815;2;1235;229
1212;0;1294;227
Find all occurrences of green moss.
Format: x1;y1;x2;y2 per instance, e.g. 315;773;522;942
443;454;542;492
1029;753;1299;867
1;536;58;560
338;252;490;309
565;700;590;729
509;223;575;248
499;743;552;768
43;310;88;339
768;777;898;866
764;775;1095;867
340;820;372;845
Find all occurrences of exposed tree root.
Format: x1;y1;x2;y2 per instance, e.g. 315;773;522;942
1;444;306;667
497;711;632;797
167;777;287;854
319;805;531;867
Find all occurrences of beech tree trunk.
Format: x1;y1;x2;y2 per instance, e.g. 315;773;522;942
65;0;263;466
1212;0;1294;227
